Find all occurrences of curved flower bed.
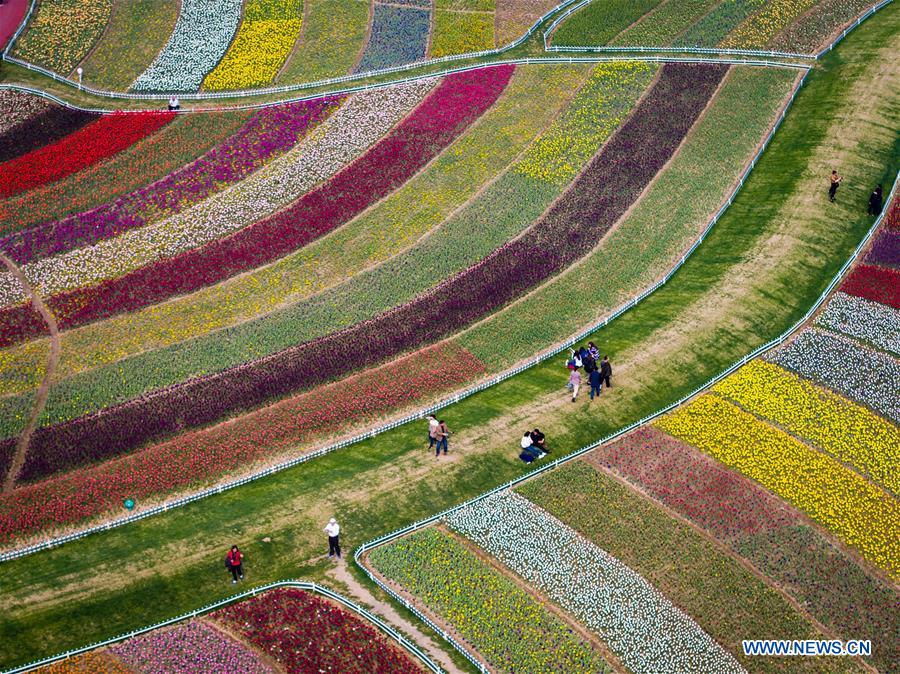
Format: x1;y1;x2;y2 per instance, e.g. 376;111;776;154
36;651;133;673
0;82;430;298
720;0;817;49
0;66;513;343
771;0;874;53
109;620;273;673
816;291;900;355
355;4;430;73
211;588;424;673
674;0;766;48
0;342;484;539
590;427;899;674
0;63;719;469
713;359;900;492
431;4;495;58
766;328;900;422
0;90;52;136
446;491;745;674
203;0;303;90
655;394;900;577
0;104;96;164
369;528;612;673
0;112;174;199
839;263;900;309
864;229;900;269
0;99;338;265
132;0;243;91
10;0;112;73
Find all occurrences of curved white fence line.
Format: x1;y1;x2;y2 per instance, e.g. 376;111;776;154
353;172;900;674
0;65;809;564
0;580;444;674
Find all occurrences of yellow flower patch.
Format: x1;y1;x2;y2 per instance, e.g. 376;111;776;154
656;394;900;578
714;360;900;494
204;16;301;90
720;0;817;49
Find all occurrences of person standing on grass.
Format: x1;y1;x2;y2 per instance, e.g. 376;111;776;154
324;518;341;559
436;419;451;456
225;545;244;584
600;355;613;389
589;367;602;401
569;368;581;402
426;414;440;450
829;170;843;202
868;184;883;216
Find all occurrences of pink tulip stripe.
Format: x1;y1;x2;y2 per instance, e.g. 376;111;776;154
0;65;514;347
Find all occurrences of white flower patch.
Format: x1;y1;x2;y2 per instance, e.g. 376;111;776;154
0;80;436;305
766;328;900;423
445;491;746;674
816;292;900;356
132;0;243;92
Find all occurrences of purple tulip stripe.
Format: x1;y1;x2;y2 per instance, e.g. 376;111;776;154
864;229;900;269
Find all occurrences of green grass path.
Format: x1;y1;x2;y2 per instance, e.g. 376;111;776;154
0;5;897;669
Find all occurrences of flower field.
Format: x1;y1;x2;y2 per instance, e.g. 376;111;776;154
720;0;818;49
0;112;173;199
816;291;900;355
445;492;744;673
611;0;720;47
131;0;243;91
590;427;900;673
766;328;900;423
550;0;663;46
838;263;900;309
203;0;304;91
0;90;52;136
0;103;95;164
865;229;900;269
11;0;112;73
0;341;484;540
37;652;133;673
355;3;431;73
675;0;767;48
369;528;613;673
431;0;496;57
655;394;900;577
712;359;900;493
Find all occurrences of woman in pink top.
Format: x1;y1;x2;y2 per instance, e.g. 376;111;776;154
568;368;581;402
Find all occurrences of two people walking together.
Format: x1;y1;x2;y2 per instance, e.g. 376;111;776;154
426;415;451;456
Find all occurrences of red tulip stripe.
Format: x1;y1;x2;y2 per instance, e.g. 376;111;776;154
0;104;96;164
0;111;175;198
839;264;900;309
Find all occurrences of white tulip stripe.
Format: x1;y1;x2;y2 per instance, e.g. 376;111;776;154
0;80;436;305
132;0;243;92
445;491;746;674
816;291;900;356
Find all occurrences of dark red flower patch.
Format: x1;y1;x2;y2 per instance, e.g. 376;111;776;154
0;104;96;163
839;263;900;309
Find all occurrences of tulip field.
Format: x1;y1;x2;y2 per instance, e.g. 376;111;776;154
0;0;898;672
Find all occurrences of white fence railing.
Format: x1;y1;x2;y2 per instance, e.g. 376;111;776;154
1;580;444;674
0;65;810;563
354;172;900;674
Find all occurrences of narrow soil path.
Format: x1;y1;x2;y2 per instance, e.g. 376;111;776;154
325;558;467;674
0;252;60;493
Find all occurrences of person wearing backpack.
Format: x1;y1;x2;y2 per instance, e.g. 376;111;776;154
225;545;244;584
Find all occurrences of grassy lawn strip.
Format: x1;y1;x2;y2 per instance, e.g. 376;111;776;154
517;463;857;673
276;0;370;85
611;0;720;47
0;7;894;668
368;528;614;673
550;0;662;46
78;0;180;90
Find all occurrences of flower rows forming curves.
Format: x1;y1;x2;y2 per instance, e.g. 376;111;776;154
590;427;899;673
10;0;112;73
0;112;174;199
445;491;745;674
368;528;614;673
132;0;243;91
0;100;96;163
354;1;431;74
0;90;54;137
0;63;723;479
0;99;341;265
0;81;434;296
815;292;900;356
0;66;512;344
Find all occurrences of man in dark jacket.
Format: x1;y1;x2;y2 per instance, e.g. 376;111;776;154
599;356;612;388
589;368;602;400
868;184;883;216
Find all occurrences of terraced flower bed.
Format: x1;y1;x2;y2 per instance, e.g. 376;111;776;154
132;0;243;91
655;394;899;576
550;0;662;46
11;0;112;73
816;291;900;355
446;492;743;673
0;103;95;164
720;0;818;49
37;652;132;673
355;3;430;73
369;528;613;673
864;229;900;268
839;263;900;309
0;90;53;136
0;112;174;199
675;0;766;48
611;0;720;47
590;427;899;673
771;0;875;52
431;0;495;57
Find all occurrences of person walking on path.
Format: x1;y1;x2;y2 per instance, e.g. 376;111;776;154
225;545;244;584
828;170;843;202
436;419;451;456
426;414;440;450
569;368;581;402
868;184;883;216
324;518;341;559
589;367;602;400
600;356;613;389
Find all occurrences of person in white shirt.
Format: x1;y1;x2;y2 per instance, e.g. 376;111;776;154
426;414;440;450
521;432;533;450
324;518;341;558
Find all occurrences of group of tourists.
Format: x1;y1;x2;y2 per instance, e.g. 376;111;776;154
566;342;612;402
426;415;452;456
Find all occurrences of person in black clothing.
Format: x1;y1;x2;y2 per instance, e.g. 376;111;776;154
589;368;602;400
582;352;597;373
828;170;842;202
868;184;883;216
530;428;547;452
599;356;612;388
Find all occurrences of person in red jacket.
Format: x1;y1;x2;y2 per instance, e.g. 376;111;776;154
226;545;244;584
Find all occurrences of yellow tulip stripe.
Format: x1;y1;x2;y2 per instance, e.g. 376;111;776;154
720;0;818;49
430;0;495;58
713;360;900;494
203;0;303;90
515;61;654;185
655;395;900;578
